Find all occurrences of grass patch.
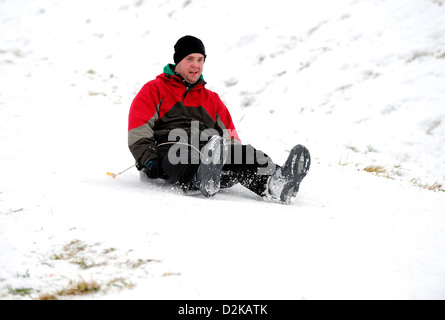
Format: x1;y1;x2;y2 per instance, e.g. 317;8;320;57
107;278;135;290
411;179;444;192
51;240;86;260
127;258;161;269
364;165;387;174
16;270;31;278
39;294;59;300
37;278;135;300
39;240;163;299
364;166;444;192
57;279;101;297
102;248;117;254
163;272;181;277
363;165;396;180
346;145;359;153
73;258;107;270
366;145;378;153
8;287;33;297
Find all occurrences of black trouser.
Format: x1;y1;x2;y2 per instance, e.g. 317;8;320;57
157;135;277;197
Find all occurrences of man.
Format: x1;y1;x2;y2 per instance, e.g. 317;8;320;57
128;35;310;203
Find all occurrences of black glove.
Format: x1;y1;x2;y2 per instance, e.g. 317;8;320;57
145;159;161;179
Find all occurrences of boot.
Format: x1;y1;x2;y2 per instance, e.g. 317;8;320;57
195;136;229;197
268;145;311;203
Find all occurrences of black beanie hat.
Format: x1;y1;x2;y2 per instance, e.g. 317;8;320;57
173;35;207;65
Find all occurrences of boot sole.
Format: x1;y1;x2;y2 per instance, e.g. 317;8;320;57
197;136;229;197
280;145;311;203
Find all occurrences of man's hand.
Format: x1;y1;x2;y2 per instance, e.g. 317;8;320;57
145;159;161;179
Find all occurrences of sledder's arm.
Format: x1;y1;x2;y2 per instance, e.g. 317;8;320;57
214;93;242;144
128;82;160;170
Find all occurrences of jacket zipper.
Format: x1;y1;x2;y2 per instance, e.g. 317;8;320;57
183;86;191;101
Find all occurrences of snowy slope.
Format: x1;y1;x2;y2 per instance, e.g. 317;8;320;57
1;0;445;300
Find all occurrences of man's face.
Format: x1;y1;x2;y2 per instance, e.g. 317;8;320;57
175;53;205;84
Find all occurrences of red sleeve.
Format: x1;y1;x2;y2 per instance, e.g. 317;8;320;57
128;81;161;168
215;94;242;143
128;82;159;131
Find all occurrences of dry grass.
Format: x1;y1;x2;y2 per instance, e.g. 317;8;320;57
35;240;162;300
51;240;86;260
163;272;181;277
411;179;444;192
37;278;139;300
37;279;100;300
127;258;161;269
38;293;59;300
364;165;387;174
364;165;444;192
58;279;101;297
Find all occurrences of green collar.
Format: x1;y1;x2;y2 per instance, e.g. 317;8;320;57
163;64;205;82
163;64;176;76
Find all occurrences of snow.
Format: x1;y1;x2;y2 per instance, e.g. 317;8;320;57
1;0;445;300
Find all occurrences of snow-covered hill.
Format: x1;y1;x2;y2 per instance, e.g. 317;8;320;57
1;0;445;299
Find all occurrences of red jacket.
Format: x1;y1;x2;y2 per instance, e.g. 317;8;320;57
128;64;240;169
